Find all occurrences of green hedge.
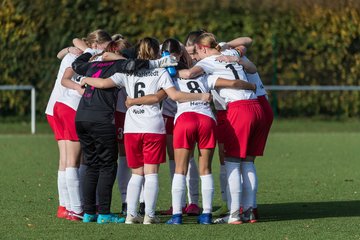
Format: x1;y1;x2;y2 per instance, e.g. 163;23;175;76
1;0;360;118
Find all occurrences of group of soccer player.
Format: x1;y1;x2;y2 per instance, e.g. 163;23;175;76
45;28;273;225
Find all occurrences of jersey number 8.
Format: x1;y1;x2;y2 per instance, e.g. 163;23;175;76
186;81;202;93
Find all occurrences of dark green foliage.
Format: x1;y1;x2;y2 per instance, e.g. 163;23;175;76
1;0;360;118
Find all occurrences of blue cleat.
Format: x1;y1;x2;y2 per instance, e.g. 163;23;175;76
97;214;125;224
166;214;183;225
83;213;97;223
197;213;212;224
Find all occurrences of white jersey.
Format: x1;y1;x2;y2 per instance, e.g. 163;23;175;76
57;72;83;111
195;49;256;103
45;54;76;115
210;48;240;110
59;52;103;111
173;75;216;123
241;56;267;97
116;88;127;113
110;68;174;134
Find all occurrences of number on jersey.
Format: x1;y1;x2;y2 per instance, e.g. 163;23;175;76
225;64;240;79
134;82;146;98
186;81;202;93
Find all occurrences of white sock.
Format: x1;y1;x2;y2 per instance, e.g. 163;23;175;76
57;171;67;207
59;170;71;210
200;174;214;214
139;184;144;203
65;167;82;214
219;164;228;202
225;160;241;214
117;156;131;203
144;174;159;217
126;174;144;216
172;174;186;214
186;157;199;205
169;159;175;182
78;164;87;206
241;162;258;210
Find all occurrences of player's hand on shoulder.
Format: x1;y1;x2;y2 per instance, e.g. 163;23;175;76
216;55;238;63
79;77;87;87
69;47;83;56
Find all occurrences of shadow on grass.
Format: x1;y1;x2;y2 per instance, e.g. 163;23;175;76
238;201;360;221
151;201;360;223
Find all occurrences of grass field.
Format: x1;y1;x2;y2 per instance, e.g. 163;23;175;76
1;119;360;239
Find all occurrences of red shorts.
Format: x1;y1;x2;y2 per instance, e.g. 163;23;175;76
173;112;216;149
224;99;266;158
163;115;174;135
258;95;273;133
215;110;227;144
46;114;64;140
257;95;273;151
53;102;79;141
124;133;166;168
115;111;126;144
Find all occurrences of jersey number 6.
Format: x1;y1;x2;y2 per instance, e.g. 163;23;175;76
134;82;146;98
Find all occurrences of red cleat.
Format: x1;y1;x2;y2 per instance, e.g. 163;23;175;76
159;206;173;215
160;206;186;215
68;211;84;221
185;204;201;216
57;206;69;219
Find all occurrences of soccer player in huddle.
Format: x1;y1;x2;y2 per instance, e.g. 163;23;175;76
52;29;271;225
179;33;265;224
80;37;211;224
126;38;256;224
46;29;111;221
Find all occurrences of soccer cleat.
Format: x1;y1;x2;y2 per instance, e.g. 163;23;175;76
125;214;143;224
240;206;259;220
197;213;212;224
212;204;229;217
143;215;161;224
57;206;69;219
97;213;125;224
253;208;259;220
185;203;201;216
160;206;186;215
83;213;97;223
138;202;145;216
65;211;73;220
69;211;84;221
241;207;257;223
121;202;127;216
213;210;242;224
166;214;183;225
160;206;173;215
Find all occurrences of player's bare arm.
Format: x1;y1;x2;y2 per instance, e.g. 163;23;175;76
164;86;211;103
178;66;205;79
80;77;116;89
57;46;83;60
216;55;257;74
222;37;252;50
61;67;84;95
215;77;256;93
126;89;167;108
